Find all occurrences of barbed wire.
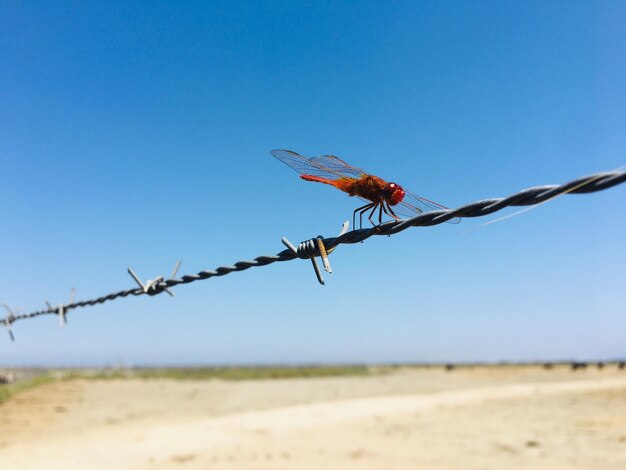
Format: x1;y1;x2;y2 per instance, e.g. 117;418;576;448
2;168;625;339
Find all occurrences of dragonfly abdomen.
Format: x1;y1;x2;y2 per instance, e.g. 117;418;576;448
301;174;355;193
301;174;386;202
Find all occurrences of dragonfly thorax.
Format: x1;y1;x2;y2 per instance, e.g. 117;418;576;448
383;182;405;206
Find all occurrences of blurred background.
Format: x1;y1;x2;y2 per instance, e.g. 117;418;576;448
1;0;625;366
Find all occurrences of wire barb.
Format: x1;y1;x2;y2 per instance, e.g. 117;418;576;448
46;288;76;327
1;303;22;341
127;261;182;297
1;168;624;336
282;220;350;285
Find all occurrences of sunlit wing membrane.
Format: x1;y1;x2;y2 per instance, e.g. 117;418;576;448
395;190;461;224
271;150;364;180
308;155;367;178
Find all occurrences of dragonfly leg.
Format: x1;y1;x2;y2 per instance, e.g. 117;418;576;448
354;203;375;229
367;203;379;226
353;203;370;229
378;203;384;225
384;202;400;220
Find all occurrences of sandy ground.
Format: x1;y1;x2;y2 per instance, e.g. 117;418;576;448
1;366;626;469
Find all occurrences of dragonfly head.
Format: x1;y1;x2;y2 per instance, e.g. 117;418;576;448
383;182;405;205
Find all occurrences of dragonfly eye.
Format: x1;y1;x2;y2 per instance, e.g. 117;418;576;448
384;183;405;205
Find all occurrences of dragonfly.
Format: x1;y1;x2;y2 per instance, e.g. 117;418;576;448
271;149;460;228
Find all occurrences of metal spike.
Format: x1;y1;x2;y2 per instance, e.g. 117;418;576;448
58;305;66;327
311;258;325;285
1;303;21;342
170;261;181;279
127;268;146;292
281;237;298;255
317;237;332;273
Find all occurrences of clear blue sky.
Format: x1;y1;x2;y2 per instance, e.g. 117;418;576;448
1;1;624;366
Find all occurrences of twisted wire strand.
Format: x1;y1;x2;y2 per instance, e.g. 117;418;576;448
2;169;625;330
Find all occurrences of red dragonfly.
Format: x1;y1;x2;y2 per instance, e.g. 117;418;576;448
271;149;459;228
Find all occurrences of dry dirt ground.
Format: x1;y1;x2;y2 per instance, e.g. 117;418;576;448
1;366;626;469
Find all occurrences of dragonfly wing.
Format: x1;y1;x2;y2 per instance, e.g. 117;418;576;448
271;150;368;180
392;190;461;224
309;155;367;178
271;149;345;180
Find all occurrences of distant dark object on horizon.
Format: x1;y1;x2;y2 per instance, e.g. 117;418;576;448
0;374;15;385
571;362;588;371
